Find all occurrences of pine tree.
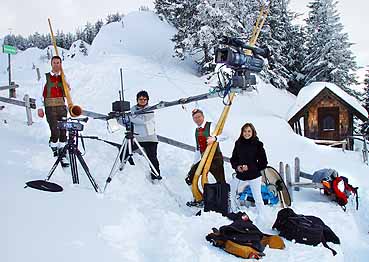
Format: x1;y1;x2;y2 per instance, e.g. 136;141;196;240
139;6;150;11
94;20;104;36
156;0;261;72
258;0;305;90
302;0;357;92
4;34;18;48
65;33;75;50
75;28;83;41
106;12;124;24
79;41;88;56
154;0;186;26
83;22;95;45
55;30;66;48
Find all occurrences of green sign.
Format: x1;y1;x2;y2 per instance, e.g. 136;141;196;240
2;45;17;55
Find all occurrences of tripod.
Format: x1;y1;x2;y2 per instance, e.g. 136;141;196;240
46;128;101;193
103;126;161;192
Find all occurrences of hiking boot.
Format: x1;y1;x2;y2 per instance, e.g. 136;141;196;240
51;147;58;157
186;200;204;208
185;175;192;185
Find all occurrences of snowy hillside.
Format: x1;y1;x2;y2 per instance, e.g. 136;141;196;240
1;11;369;262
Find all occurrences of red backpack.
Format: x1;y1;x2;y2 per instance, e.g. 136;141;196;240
322;176;359;211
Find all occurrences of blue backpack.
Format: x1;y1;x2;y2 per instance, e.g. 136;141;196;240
239;185;279;205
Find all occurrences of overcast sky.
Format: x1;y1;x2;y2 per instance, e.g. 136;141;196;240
1;0;368;66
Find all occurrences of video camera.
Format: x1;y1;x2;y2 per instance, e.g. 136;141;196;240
57;117;88;132
214;36;269;89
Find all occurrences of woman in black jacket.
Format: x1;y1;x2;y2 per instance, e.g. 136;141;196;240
230;123;268;215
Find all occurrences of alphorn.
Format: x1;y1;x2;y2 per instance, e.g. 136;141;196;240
48;18;82;117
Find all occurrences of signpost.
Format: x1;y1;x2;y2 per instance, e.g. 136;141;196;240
3;45;17;55
2;44;17;98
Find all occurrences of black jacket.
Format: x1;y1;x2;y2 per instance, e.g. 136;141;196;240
230;136;268;181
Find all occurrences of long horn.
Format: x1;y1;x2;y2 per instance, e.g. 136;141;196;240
48;18;82;117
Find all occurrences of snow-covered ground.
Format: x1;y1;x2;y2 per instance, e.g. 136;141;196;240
1;11;369;262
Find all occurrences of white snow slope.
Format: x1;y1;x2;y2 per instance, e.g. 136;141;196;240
1;11;369;262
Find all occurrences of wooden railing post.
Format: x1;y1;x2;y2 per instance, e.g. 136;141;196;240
24;94;33;126
285;164;293;202
294;157;300;191
279;161;284;178
36;68;41;81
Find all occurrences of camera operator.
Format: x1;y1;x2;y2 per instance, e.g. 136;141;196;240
129;90;162;181
36;56;70;167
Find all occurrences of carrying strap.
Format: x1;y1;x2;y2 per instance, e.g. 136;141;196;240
288;217;337;256
321;235;337;256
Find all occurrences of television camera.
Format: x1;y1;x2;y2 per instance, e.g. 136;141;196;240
57;117;88;132
214;36;270;90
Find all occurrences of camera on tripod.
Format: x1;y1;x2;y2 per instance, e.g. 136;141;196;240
214;36;269;89
57;117;88;132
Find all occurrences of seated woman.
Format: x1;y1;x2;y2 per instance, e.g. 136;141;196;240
230;123;268;216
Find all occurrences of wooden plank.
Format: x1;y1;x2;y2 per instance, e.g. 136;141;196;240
0;95;36;109
300;171;313;180
314;139;346;145
290;182;324;189
0;84;19;91
0;96;25;107
81;109;231;162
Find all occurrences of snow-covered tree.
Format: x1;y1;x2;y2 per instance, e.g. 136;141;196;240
94;20;104;36
79;41;88;56
139;6;150;11
65;33;75;50
55;30;66;48
106;12;124;24
302;0;357;92
83;22;95;45
156;0;262;72
258;0;306;90
4;34;18;48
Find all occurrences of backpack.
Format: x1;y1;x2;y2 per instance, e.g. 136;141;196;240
239;184;279;205
203;182;231;216
272;208;340;256
322;176;359;211
312;169;359;211
206;212;285;259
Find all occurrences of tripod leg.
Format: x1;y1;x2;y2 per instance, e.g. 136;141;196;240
104;138;128;192
69;146;79;184
75;149;101;193
120;138;134;170
45;146;66;181
133;138;160;178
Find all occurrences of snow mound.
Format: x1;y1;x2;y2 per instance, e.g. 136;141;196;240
90;11;176;61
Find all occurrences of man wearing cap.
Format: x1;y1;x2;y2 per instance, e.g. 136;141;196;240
129;90;162;181
185;109;226;205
